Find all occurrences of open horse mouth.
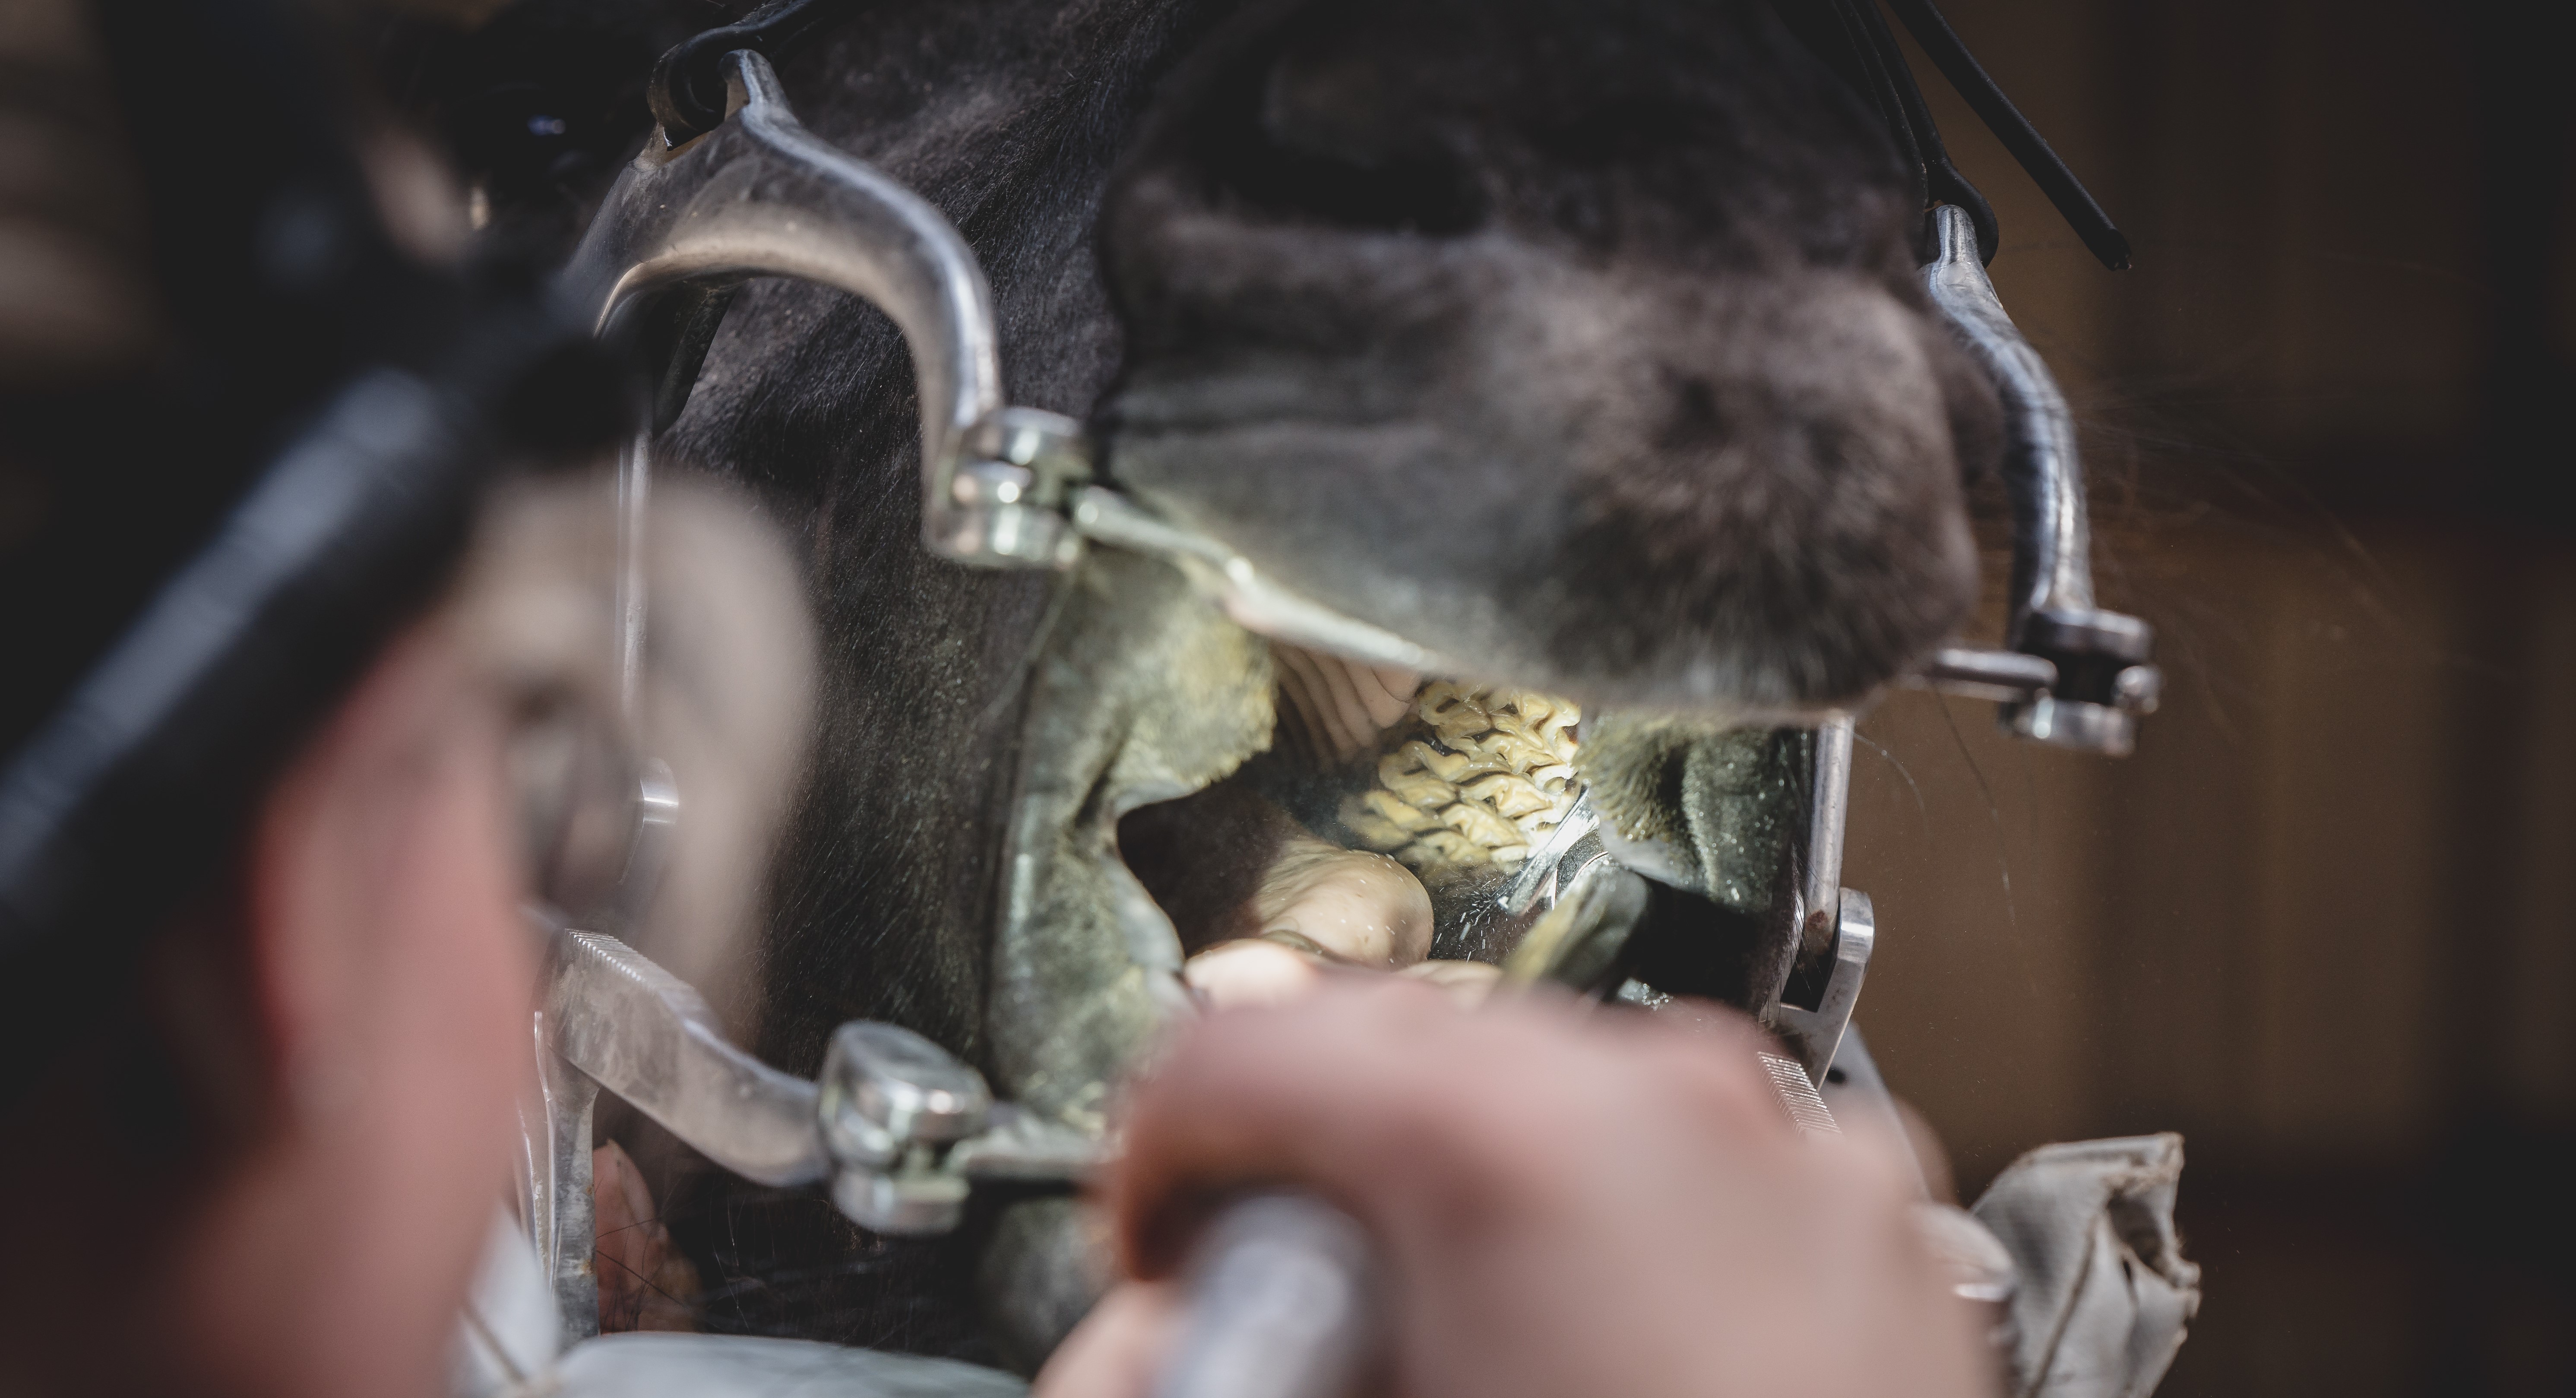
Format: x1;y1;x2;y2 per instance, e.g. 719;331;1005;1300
987;536;1825;1130
966;509;1841;1355
1114;636;1805;1016
1117;655;1578;1006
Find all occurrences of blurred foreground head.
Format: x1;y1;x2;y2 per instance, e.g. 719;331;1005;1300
0;469;809;1398
0;0;807;1391
0;0;504;1362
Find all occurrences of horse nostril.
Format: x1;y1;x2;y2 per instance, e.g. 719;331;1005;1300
1220;137;1487;236
1205;106;1487;235
1656;373;1730;454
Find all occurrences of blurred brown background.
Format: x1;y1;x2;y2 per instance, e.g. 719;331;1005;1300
1841;2;2576;1393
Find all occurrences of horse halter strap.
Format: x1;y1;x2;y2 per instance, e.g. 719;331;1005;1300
649;0;864;142
1783;0;2132;271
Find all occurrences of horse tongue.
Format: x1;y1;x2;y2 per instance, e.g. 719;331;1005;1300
1244;837;1433;967
1180;834;1434;1008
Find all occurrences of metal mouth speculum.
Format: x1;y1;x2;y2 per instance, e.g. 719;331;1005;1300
1912;202;2162;757
539;35;2164;1282
1763;207;2164;1083
522;45;2175;1394
560;48;1092;572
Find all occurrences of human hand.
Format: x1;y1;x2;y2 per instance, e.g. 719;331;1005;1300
1037;981;1991;1398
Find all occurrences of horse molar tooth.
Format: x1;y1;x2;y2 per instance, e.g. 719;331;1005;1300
1356;788;1438;832
1343;681;1585;874
1510;809;1560;837
1400;829;1486;868
1377;747;1461;808
1436;798;1524;849
1343;808;1420;851
1410;740;1517;785
1460;771;1551;820
1170;675;1589;1005
1415;681;1479;724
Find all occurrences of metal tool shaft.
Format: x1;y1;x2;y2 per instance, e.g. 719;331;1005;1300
1155;1195;1376;1398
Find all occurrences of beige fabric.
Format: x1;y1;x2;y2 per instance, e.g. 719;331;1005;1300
1971;1133;2201;1398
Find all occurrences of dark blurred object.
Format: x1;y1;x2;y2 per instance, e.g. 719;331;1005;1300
0;0;623;1101
370;0;723;253
0;0;157;384
2461;1;2576;533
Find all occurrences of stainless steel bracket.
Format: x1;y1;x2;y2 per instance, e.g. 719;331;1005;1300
1773;889;1875;1086
1066;487;1458;674
1495;790;1605;920
547;923;831;1189
1802;715;1855;958
560;49;1090;569
522;915;1104;1339
519;1008;601;1348
1921;203;2161;756
1766;714;1877;1086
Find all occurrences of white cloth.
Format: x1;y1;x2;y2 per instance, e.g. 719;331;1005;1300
1971;1133;2202;1398
451;1210;562;1397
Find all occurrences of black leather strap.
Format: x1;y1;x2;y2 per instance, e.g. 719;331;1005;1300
648;0;863;142
1781;0;2126;271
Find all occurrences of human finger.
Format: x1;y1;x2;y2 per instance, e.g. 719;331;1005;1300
1108;981;1793;1278
1032;1281;1184;1398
